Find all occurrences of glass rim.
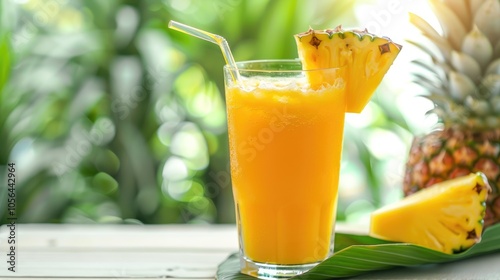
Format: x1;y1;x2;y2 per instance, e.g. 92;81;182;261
224;59;345;73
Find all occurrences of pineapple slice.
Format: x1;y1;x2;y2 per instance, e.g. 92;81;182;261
370;173;491;254
294;26;402;113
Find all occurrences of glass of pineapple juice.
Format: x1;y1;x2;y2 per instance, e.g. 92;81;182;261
224;60;346;279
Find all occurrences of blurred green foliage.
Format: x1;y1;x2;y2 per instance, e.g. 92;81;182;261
0;0;412;225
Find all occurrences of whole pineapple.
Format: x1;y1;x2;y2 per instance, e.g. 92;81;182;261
404;0;500;227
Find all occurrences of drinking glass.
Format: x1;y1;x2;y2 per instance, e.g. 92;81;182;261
224;60;346;279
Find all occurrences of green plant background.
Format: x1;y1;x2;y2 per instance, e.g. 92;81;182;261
0;0;416;225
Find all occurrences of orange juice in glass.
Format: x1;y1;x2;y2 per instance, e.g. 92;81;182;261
224;60;346;278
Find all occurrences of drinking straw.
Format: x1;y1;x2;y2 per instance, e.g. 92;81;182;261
168;20;240;82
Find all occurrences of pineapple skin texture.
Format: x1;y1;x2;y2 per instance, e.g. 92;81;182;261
404;128;500;227
371;173;490;254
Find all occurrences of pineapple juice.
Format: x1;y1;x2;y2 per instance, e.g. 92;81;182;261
224;61;346;266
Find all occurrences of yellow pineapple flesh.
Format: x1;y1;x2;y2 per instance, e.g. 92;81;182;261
371;173;491;254
294;26;402;113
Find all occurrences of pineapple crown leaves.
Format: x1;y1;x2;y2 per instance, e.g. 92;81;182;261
409;0;500;130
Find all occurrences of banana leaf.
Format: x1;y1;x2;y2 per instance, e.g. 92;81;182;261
216;223;500;279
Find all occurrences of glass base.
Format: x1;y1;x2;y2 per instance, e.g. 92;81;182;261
240;256;319;279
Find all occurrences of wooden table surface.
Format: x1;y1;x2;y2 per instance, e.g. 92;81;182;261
1;224;500;279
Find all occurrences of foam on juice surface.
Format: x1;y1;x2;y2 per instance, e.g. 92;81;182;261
233;76;343;96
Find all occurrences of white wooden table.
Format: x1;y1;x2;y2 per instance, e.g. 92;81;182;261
1;224;499;279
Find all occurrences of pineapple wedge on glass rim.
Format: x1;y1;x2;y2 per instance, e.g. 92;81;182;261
404;0;500;228
370;173;491;254
294;26;402;113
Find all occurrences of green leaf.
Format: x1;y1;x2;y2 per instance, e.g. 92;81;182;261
216;223;500;280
